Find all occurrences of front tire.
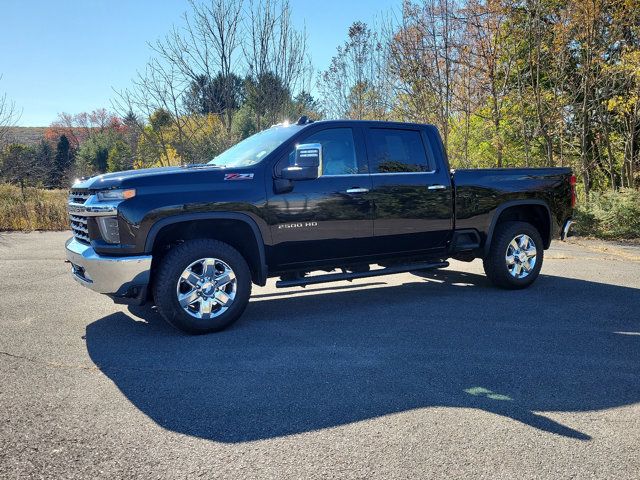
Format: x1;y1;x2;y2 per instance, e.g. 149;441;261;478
153;239;252;334
483;221;544;289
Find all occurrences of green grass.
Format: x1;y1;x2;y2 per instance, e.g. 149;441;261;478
0;183;69;231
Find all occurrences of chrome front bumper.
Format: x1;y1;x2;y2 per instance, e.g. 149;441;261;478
65;237;152;296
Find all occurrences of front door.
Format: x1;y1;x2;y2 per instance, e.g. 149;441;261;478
266;126;374;268
365;126;453;255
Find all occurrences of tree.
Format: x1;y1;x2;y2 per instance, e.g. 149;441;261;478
108;0;639;199
52;135;74;188
289;91;323;120
462;0;516;168
243;0;311;105
151;0;244;131
184;72;244;116
45;109;125;149
122;110;142;166
318;21;390;119
133;110;228;168
182;113;229;162
520;0;557;167
34;140;55;187
607;49;640;188
107;140;132;172
133;108;178;168
231;104;257;139
597;1;640;189
0;75;21;147
117;0;311;141
244;72;291;129
389;0;458;151
76;132;118;173
0;144;42;197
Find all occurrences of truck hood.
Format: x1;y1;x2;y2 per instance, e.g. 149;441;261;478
72;164;224;190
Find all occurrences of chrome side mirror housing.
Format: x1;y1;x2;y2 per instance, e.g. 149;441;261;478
281;143;322;181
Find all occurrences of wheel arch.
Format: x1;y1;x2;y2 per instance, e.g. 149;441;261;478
145;213;268;286
483;200;552;256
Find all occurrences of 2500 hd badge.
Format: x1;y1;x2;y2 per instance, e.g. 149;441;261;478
277;222;318;229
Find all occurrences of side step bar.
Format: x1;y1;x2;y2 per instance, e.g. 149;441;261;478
275;261;449;288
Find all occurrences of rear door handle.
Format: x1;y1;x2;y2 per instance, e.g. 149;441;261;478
427;184;447;190
345;187;369;194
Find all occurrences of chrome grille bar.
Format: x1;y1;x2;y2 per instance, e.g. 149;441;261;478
69;189;91;205
69;205;90;244
73;230;90;243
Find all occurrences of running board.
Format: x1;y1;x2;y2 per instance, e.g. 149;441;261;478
275;261;449;288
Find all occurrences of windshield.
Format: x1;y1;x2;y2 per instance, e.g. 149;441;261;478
208;124;304;168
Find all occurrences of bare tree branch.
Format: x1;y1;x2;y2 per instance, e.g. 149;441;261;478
0;75;22;146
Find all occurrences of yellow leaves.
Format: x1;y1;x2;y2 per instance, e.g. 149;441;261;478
607;96;637;115
133;157;146;170
183;113;227;147
136;143;182;168
619;50;640;81
346;82;389;120
605;49;640;116
135;113;228;168
164;145;182;167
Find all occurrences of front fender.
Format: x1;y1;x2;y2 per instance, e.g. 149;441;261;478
143;212;269;285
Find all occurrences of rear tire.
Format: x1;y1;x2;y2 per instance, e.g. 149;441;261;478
153;239;252;334
483;221;544;289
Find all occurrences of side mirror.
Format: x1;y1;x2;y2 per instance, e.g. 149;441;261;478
281;143;322;181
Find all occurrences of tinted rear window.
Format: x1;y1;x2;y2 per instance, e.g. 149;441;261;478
367;128;432;173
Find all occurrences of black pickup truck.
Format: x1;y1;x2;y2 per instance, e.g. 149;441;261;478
66;117;575;333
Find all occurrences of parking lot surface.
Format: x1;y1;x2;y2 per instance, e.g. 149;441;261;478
1;231;639;479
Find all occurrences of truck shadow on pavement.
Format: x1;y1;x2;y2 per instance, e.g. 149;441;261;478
85;270;640;443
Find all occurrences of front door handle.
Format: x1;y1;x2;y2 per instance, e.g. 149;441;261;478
427;184;447;190
346;187;369;194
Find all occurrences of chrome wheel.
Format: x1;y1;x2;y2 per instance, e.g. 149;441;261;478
176;257;237;319
505;234;537;279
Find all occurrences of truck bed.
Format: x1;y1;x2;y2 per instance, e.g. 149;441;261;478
452;167;573;246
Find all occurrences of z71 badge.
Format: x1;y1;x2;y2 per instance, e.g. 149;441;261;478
224;173;254;181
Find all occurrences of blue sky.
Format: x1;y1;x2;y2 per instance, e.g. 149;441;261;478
0;0;394;126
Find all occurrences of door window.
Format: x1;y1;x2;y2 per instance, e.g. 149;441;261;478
282;128;366;175
367;128;433;173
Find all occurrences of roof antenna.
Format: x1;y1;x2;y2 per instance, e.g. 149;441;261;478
296;115;313;125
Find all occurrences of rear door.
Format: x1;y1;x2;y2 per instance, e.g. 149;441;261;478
365;126;453;254
266;126;374;267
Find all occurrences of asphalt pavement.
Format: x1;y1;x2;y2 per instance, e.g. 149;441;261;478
1;231;639;479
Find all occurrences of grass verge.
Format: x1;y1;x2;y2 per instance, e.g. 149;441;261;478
0;183;68;231
573;189;640;240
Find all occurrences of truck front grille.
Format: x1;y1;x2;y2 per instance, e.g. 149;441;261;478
70;214;90;243
68;189;91;243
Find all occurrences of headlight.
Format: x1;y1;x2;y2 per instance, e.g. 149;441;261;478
96;216;121;244
96;189;136;202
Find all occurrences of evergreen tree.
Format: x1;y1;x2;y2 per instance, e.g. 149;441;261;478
107;140;132;172
75;132;113;173
53;134;73;187
34;140;54;187
244;72;291;130
184;73;244;117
